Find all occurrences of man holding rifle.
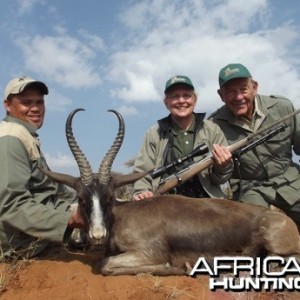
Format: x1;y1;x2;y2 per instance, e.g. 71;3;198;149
209;63;300;228
132;75;233;200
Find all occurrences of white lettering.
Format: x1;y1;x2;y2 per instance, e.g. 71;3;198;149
282;257;300;274
214;257;234;274
263;256;285;276
189;257;214;276
210;276;300;292
191;256;300;291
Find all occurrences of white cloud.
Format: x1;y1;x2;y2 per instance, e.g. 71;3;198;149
15;34;102;88
111;71;159;102
17;0;44;15
45;90;72;112
108;0;300;111
78;30;106;52
210;0;269;32
44;152;77;169
117;104;139;116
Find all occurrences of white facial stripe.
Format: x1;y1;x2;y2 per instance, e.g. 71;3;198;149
91;194;104;227
89;194;106;240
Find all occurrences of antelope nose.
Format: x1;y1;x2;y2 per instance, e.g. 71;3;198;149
90;226;107;241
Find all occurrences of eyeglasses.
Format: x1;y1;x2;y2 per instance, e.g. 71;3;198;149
166;93;194;101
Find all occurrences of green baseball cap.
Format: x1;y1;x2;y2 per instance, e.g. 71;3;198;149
218;63;252;87
164;75;194;93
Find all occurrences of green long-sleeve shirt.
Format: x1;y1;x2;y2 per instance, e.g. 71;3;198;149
0;116;77;259
209;95;300;206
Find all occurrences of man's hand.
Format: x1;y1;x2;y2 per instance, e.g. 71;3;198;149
68;204;86;229
133;191;154;201
211;144;232;168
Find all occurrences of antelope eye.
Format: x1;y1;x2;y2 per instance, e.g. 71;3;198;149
79;199;86;207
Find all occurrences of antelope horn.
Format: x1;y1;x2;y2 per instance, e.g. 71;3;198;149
98;110;124;185
66;108;93;186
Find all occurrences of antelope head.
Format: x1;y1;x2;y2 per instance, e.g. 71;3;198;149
42;108;147;244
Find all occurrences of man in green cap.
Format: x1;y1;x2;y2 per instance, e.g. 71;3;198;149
209;63;300;228
132;75;233;200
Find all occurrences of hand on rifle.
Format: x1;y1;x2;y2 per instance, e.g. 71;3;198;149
211;144;232;169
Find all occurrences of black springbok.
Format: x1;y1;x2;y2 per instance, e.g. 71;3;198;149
42;109;300;276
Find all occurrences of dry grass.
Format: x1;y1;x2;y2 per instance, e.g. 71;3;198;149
0;238;43;296
0;258;32;295
136;273;200;299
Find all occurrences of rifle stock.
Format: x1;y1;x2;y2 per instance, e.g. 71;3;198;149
157;108;300;194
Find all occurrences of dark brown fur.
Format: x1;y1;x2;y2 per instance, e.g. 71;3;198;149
98;192;300;276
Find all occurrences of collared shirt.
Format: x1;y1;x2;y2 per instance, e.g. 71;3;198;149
170;114;195;158
233;97;265;132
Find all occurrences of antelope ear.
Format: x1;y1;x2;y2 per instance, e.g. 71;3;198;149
112;170;151;189
39;167;80;189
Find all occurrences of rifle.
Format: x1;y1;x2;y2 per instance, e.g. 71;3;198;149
155;108;300;194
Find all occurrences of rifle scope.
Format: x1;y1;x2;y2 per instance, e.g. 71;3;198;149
151;143;209;179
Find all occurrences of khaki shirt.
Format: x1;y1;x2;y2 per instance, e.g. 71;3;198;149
0;117;77;259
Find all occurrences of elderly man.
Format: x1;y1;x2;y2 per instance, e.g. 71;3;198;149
209;63;300;228
0;76;85;260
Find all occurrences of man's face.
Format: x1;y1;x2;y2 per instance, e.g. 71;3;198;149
164;84;196;119
218;78;258;119
4;88;46;129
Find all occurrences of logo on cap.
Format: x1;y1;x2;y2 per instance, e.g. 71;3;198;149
170;76;186;84
224;67;240;78
164;75;194;93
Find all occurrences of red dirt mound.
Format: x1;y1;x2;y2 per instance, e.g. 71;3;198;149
0;247;298;300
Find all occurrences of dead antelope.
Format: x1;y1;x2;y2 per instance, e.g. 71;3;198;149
42;108;300;276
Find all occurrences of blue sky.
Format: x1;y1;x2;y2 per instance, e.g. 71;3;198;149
1;0;300;175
